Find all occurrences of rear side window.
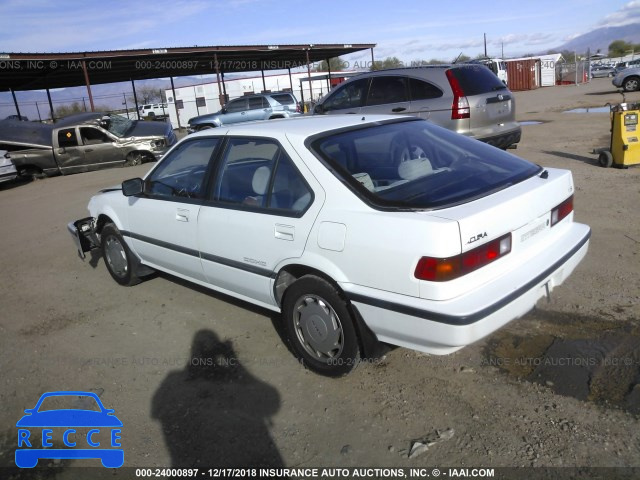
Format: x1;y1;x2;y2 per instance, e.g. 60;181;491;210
248;97;267;109
366;76;408;106
270;94;295;105
408;77;443;100
449;65;507;96
58;128;78;148
310;120;540;210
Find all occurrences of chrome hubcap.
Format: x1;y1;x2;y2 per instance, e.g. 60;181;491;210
293;294;343;361
104;236;128;277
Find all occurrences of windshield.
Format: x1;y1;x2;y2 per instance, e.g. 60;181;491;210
105;114;134;137
310;120;540;210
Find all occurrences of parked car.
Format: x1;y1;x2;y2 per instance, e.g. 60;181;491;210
69;115;590;376
5;114;29;121
313;65;521;149
0;112;177;178
187;92;301;133
0;150;18;183
591;65;616;78
613;66;640;92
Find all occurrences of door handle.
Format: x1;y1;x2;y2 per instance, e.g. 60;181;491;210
274;224;294;241
391;107;406;112
176;208;189;222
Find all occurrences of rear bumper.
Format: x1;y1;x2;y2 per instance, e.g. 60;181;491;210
477;127;522;149
343;223;590;355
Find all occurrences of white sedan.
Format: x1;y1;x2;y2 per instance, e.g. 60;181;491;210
69;115;590;376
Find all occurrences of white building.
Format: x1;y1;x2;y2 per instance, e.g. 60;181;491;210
164;71;355;129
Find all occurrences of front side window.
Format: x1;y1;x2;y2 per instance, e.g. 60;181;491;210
225;99;247;113
322;78;369;111
146;138;219;199
311;119;540;209
80;127;110;145
213;138;311;213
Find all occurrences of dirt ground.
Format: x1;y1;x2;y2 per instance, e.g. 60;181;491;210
1;77;639;478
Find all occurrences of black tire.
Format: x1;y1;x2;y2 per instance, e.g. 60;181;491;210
623;76;639;92
101;223;141;286
282;275;360;376
125;152;144;167
599;150;613;168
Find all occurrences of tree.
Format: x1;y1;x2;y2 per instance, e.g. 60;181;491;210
371;56;404;71
54;101;111;119
129;85;164;105
315;57;348;72
608;40;634;58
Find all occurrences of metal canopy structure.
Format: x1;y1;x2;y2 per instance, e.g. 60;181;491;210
0;44;376;91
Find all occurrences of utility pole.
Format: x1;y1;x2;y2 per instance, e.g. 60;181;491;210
484;33;487;57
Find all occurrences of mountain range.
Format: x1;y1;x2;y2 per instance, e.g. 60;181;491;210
552;23;640;56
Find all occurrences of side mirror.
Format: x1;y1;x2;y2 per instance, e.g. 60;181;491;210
122;177;143;196
221;108;227;114
313;104;324;114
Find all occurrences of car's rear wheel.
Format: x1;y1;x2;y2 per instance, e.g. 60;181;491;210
283;275;360;376
623;76;639;92
101;223;141;286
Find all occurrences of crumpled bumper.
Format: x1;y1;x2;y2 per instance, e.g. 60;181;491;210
67;217;99;259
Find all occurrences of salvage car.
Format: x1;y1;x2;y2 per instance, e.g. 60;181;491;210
0;150;18;183
69;115;590;376
0;112;177;178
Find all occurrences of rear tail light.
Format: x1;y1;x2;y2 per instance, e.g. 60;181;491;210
415;233;512;282
551;195;573;226
446;69;470;119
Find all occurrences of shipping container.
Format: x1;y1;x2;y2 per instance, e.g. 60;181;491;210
505;59;539;91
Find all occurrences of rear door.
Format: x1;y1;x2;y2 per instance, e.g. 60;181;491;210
197;137;322;306
407;76;448;122
54;127;87;173
246;96;270;121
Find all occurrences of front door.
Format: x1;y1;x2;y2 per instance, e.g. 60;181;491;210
54;127;86;173
125;137;221;281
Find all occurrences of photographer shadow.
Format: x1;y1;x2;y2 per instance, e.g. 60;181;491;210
151;329;284;469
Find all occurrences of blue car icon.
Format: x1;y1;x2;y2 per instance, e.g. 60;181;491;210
16;391;123;468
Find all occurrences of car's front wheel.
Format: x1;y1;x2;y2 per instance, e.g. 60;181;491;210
623;76;639;92
101;223;141;286
283;275;360;376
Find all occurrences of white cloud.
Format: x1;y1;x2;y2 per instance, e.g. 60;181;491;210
598;0;640;27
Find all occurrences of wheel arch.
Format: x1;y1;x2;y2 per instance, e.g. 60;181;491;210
274;263;384;359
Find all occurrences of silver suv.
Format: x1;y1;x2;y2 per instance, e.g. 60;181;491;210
313;65;521;149
187;92;301;133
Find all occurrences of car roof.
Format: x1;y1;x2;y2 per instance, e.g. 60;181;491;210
188;114;408;139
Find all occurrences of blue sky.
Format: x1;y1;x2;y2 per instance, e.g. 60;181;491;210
0;0;638;64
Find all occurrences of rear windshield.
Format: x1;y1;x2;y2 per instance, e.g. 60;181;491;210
270;94;295;105
450;65;507;95
310;119;540;210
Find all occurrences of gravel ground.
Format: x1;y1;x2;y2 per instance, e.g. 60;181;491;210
0;77;639;478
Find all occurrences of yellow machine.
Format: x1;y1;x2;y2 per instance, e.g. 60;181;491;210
599;102;640;168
